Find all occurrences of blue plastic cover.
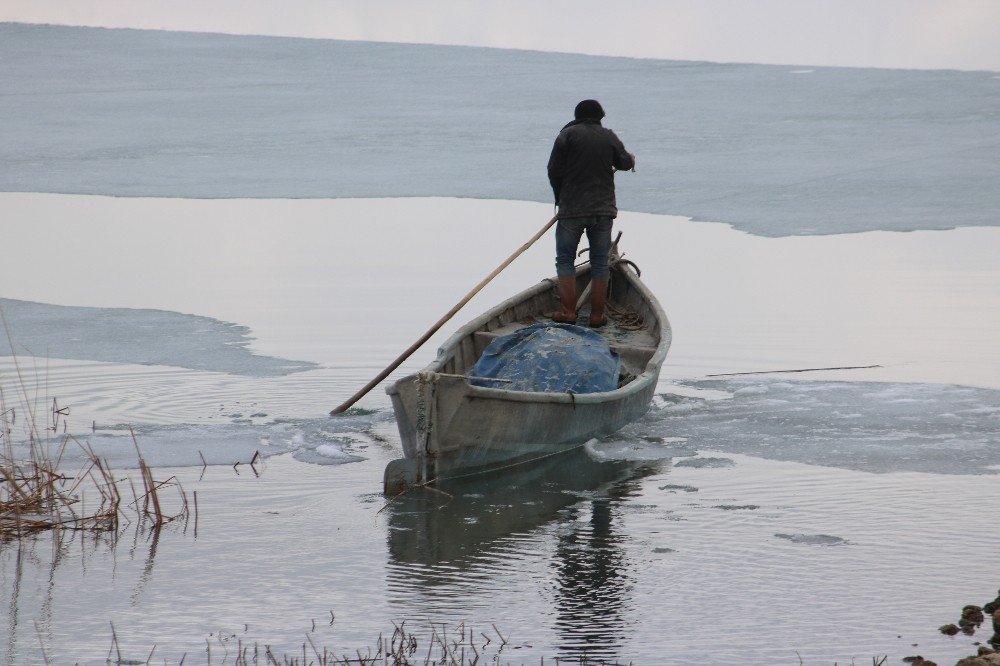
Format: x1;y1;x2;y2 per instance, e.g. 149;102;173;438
469;323;621;394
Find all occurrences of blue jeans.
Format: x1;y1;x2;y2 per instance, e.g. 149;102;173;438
555;216;613;280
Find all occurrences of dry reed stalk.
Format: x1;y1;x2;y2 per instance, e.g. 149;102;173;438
164;616;570;666
108;621;122;664
33;619;51;665
2;407;191;538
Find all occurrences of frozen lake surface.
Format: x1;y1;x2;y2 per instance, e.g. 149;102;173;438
1;194;999;664
2;23;998;662
2;23;999;236
0;298;317;377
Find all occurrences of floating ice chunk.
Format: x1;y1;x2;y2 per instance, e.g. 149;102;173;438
315;444;348;459
584;436;694;462
313;444;366;463
656;384;732;401
292;449;365;465
735;385;770;395
582;439;607;460
775;533;848;546
675;457;736;468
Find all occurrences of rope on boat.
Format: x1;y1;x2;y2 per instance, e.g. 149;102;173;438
606;300;645;331
414;371;438;456
606;258;646;331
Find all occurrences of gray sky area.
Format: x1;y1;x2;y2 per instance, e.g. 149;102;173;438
3;0;1000;71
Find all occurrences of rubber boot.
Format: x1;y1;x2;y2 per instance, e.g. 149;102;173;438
589;278;609;327
553;276;577;323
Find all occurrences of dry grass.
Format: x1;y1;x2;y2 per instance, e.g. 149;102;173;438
1;303;191;538
106;619;635;666
0;382;191;539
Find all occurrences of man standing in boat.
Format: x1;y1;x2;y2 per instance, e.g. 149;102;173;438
548;99;635;328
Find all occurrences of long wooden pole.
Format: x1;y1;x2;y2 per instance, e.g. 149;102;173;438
330;214;559;415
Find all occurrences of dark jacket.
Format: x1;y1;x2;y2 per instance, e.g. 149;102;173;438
547;119;634;219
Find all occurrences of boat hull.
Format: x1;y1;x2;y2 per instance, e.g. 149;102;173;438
387;369;657;483
385;255;670;493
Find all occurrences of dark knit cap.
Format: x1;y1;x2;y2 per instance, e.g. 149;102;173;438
574;99;605;120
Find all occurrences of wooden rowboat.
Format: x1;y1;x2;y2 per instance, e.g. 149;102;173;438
384;240;671;494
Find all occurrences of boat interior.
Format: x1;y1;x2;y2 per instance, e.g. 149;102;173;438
437;267;663;387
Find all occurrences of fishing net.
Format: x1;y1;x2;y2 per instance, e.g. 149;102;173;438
469;323;620;394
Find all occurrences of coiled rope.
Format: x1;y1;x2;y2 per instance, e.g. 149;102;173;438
606;258;646;331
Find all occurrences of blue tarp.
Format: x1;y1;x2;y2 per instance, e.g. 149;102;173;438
469;323;621;394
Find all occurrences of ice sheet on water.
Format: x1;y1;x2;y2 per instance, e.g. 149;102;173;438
641;379;1000;475
774;533;848;546
674;456;736;468
0;298;317;376
293;446;366;465
2;24;998;236
658;484;699;493
3;412;387;470
584;435;695;462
